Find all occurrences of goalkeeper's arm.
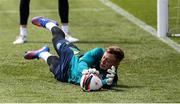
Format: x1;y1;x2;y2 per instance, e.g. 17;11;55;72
101;66;118;88
101;74;118;88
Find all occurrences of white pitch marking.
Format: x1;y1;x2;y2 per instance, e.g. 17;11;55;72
99;0;180;53
0;8;105;14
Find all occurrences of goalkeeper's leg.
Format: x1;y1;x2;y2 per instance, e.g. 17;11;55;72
49;26;74;82
31;16;79;42
31;16;78;57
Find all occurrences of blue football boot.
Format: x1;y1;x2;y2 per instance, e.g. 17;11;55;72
31;16;59;28
24;46;50;60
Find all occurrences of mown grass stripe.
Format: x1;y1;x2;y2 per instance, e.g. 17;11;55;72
99;0;180;53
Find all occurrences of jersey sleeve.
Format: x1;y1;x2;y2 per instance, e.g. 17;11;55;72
78;48;104;72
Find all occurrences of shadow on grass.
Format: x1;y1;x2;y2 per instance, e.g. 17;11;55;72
118;84;144;88
76;40;123;44
26;40;122;44
76;40;140;44
26;40;52;44
26;40;140;45
101;84;144;92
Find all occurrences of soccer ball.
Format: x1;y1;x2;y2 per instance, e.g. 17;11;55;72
80;73;103;92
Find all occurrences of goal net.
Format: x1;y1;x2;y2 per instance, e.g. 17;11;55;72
158;0;180;37
168;0;180;36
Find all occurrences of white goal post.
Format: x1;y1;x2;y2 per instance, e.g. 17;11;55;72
157;0;168;37
158;0;180;37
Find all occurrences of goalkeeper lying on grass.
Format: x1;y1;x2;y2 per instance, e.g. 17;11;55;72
24;16;124;91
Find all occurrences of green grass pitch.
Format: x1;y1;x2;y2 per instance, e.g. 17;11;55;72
111;0;180;43
0;0;180;103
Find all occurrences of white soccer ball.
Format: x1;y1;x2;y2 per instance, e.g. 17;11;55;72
80;73;103;92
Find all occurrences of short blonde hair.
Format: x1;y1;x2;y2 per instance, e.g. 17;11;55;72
106;46;124;62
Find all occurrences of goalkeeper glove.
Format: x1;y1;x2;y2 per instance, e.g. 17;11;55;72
106;66;116;85
82;68;99;75
107;66;116;75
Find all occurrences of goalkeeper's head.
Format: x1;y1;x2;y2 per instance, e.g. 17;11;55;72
100;46;124;70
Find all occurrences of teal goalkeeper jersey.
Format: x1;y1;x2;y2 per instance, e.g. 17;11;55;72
68;48;107;85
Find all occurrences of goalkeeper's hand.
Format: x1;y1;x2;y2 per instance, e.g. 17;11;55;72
106;66;116;85
82;68;99;75
107;66;116;75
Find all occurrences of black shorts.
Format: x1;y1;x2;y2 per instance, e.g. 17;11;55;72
51;39;74;82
